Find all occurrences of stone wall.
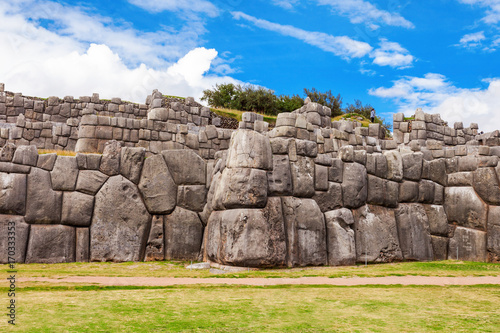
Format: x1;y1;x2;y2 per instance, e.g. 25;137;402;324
1;85;498;266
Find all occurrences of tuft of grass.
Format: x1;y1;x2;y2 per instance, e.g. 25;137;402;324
38;149;77;156
210;107;277;125
164;95;186;99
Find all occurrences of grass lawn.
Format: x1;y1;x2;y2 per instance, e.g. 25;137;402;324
210;108;277;125
1;285;499;332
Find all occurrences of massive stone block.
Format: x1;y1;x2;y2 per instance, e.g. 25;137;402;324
165;207;204;260
399;181;419;203
25;168;62;224
61;191;94;227
162;149;206;185
76;228;90;262
226;129;273;170
282;197;327;267
76;170;108;195
352;205;403;263
267;154;293;196
342;162;367;209
216;167;268;209
0;173;26;215
91;175;151;262
472;167;500;205
177;185;208;212
394;204;433;261
384;151;403;182
0;215;30;264
145;215;165;261
312;182;343;213
206;197;286;267
26;225;75;263
50;156;78;191
444;187;487;230
138;154;177;214
324;208;356;266
423;204;448;236
120;147;145;184
402;152;423;181
99;140;122;176
290;156;315;197
367;175;399;208
448;227;487;261
487;206;500;259
431;235;448;261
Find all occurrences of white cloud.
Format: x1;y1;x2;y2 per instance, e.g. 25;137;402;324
0;1;240;103
370;73;500;132
459;0;500;24
370;39;414;68
232;11;373;59
458;31;486;48
316;0;414;29
127;0;219;17
271;0;300;10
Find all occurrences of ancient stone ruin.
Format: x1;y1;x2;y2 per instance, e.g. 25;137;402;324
0;83;498;266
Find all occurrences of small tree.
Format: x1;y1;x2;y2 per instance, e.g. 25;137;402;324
303;88;343;117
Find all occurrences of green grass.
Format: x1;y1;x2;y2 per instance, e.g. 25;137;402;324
2;285;499;332
5;261;500;281
333;112;372;128
163;95;186;99
210;107;277;125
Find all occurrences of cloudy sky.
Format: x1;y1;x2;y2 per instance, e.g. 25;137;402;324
1;0;500;131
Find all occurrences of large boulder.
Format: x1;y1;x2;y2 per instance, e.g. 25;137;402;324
0;173;26;215
50;156;78;191
267;154;293;196
282;197;327;267
138;154;177;214
120;147;145;184
75;170;108;195
177;185;208;212
145;215;165;261
290;156;315;197
26;225;75;263
61;191;94;227
352;205;403;263
324;208;356;266
226;129;273;170
0;215;30;264
342;162;367;209
444;187;487;230
312;182;343;213
163;149;206;185
25;168;62;224
99;140;122;176
487;206;500;260
448;227;487;261
76;228;90;262
472;167;500;205
91;175;151;262
431;235;448;261
384;151;403;182
423;204;448;236
164;207;204;260
205;197;286;267
394;204;433;261
215;167;268;209
367;175;399;208
402;152;423;181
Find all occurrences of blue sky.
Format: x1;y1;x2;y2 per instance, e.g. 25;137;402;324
1;0;500;131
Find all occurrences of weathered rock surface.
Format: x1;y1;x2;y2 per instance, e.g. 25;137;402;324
394;204;433;261
267;154;292;196
324;208;356;266
342;162;367;209
76;170;108;195
384;151;403;182
487;206;500;258
91;175;151;262
138;154;177;214
99;140;122;176
165;207;204;260
163;149;206;185
282;197;327;267
448;226;487;261
0;173;26;215
290;156;315;197
216;167;268;209
51;156;78;191
0;215;30;264
25;168;62;224
312;182;343;213
402;153;423;181
26;225;75;263
76;228;89;262
145;215;165;261
226;129;273;170
352;205;403;263
177;185;208;212
472;167;500;205
61;191;94;227
423;205;448;236
444;187;487;230
431;235;448;261
120;147;145;184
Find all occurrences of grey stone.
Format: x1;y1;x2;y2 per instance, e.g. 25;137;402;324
428;159;447;186
177;185;208;212
384;151;403;182
472;167;500;205
352;205;403;263
312;182;343;213
431;236;448;261
0;143;16;162
328;158;343;182
395;204;433;261
226;129;273;170
76;228;90;262
487;206;500;258
91;175;151;262
99;140;122;176
61;191;94;227
165;207;204;260
25;168;62;224
76;170;108;195
206;197;286;267
444;187;487;230
423;205;449;237
282;197;327;267
0;215;29;264
138;154;177;214
447;172;472;186
324;208;356;266
26;225;75;263
163;149;206;185
51;156;78;191
290;156;315;197
37;153;57;171
375;153;388;178
0;173;26;215
448;227;487;261
342;162;367;209
399;181;419;203
12;145;38;166
267;154;293;196
367;175;398;208
120;147;145;184
418;180;435;204
145;215;165;261
216;167;268;209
